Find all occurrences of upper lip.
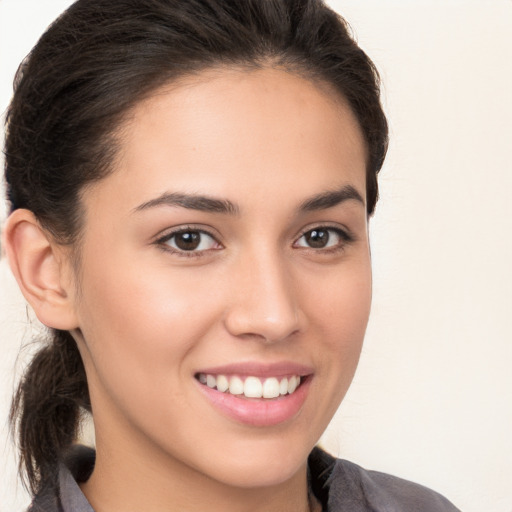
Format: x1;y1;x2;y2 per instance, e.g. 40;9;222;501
196;361;314;378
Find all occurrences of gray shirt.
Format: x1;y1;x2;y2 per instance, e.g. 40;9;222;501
30;446;461;511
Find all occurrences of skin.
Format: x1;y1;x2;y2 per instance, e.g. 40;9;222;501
6;67;371;512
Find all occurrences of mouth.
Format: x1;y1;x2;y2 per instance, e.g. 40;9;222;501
195;373;303;399
194;366;312;427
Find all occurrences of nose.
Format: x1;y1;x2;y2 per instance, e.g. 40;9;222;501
223;249;302;344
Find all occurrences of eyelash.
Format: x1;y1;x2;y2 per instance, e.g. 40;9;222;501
155;225;221;258
294;225;354;255
154;224;354;258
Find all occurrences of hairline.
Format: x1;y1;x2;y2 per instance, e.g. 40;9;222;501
67;60;370;292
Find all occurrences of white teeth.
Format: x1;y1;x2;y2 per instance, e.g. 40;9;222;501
279;377;289;396
216;374;229;392
198;373;302;399
229;376;244;395
206;374;216;388
262;377;280;399
288;375;299;394
244;376;263;398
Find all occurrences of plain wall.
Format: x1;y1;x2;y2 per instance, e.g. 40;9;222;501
1;1;511;511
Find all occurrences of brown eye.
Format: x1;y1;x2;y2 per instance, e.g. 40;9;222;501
174;231;201;250
295;227;349;250
304;229;329;248
163;230;218;252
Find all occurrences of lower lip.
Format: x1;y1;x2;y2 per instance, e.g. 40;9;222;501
196;377;312;427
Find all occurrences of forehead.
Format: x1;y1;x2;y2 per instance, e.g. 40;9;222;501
85;67;367;213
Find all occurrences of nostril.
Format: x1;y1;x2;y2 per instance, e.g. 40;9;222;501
223;303;301;344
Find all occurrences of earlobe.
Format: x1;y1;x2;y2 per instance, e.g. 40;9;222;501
3;209;79;330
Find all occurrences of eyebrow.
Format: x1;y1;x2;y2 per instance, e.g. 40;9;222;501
298;185;365;212
133;184;364;216
133;192;239;215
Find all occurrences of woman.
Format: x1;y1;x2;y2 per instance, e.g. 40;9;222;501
3;0;460;510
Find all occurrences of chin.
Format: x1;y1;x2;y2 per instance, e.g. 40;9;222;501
194;431;315;489
212;457;307;489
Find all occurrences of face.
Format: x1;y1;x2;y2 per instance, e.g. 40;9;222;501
71;68;371;490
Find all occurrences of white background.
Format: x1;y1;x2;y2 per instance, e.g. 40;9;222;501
1;1;511;511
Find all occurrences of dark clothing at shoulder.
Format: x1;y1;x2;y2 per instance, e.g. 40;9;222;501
29;446;95;512
30;445;460;512
309;447;460;511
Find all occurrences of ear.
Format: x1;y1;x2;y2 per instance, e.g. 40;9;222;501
3;209;79;330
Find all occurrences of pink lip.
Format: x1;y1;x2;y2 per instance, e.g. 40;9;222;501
196;361;314;378
195;361;313;427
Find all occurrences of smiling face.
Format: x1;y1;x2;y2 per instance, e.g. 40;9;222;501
70;67;371;497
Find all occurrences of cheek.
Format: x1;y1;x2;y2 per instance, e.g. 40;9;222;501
80;244;212;334
300;256;371;411
74;249;222;395
306;255;372;344
73;256;226;441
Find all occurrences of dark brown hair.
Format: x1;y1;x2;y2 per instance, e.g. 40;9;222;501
4;0;388;495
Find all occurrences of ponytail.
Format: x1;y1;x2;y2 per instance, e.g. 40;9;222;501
10;330;90;494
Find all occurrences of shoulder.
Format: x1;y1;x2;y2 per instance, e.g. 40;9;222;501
308;447;461;512
30;445;95;512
